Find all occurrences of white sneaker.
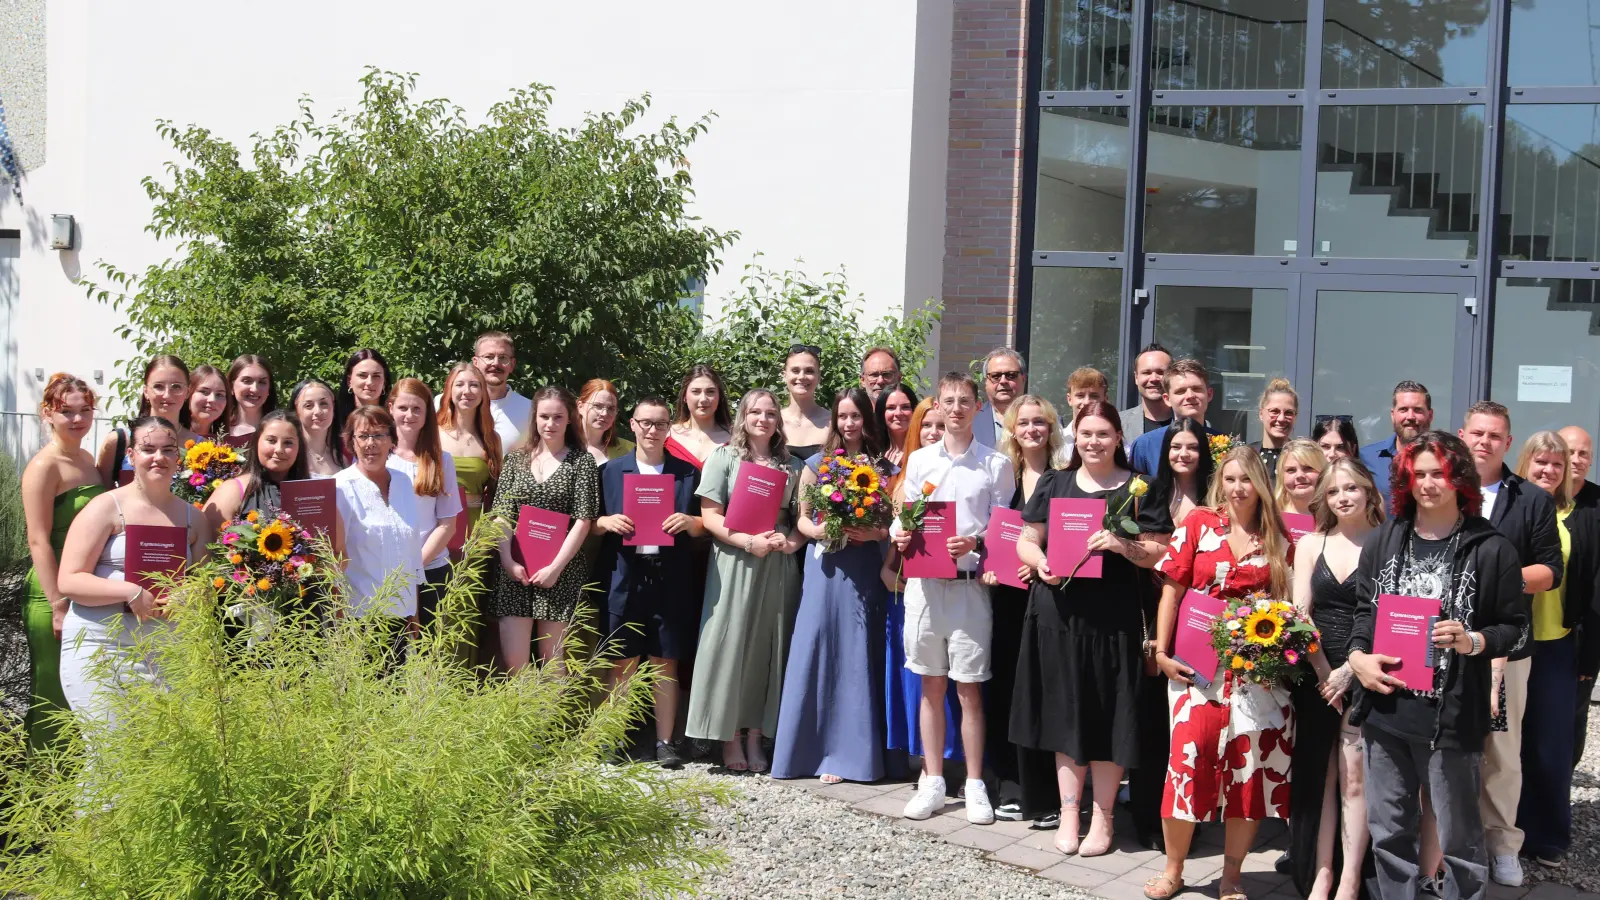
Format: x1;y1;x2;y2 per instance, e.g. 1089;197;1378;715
903;775;947;820
1491;855;1524;887
965;778;995;825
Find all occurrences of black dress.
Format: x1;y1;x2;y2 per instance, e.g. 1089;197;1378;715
987;481;1061;818
1289;540;1372;899
1011;470;1150;767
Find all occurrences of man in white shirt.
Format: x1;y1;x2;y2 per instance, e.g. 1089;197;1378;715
890;372;1015;825
470;331;532;452
976;347;1027;447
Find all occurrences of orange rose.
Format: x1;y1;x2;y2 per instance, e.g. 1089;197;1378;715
921;481;937;496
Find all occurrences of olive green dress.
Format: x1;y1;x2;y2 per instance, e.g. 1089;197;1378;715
685;446;804;741
25;483;106;752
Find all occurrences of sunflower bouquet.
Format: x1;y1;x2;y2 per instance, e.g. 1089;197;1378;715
172;439;244;508
1210;591;1320;687
1208;433;1241;464
804;449;896;552
213;509;324;610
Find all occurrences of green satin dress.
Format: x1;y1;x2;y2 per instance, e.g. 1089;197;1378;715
452;456;493;666
24;482;106;752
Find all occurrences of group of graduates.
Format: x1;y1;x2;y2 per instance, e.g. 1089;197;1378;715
15;331;1597;900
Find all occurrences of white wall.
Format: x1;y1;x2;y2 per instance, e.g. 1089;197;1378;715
0;0;947;424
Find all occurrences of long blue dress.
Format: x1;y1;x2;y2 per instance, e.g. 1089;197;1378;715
772;457;890;782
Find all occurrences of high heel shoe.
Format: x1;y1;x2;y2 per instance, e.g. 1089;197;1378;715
1078;806;1115;857
1053;804;1081;855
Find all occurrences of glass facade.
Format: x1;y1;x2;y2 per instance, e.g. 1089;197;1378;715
1024;0;1600;439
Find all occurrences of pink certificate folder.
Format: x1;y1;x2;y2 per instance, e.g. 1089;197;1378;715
983;506;1029;589
1048;497;1105;579
1372;594;1443;684
123;524;188;594
280;478;337;537
1172;589;1227;689
623;474;676;547
723;461;785;535
903;500;957;579
512;506;571;574
1283;513;1316;545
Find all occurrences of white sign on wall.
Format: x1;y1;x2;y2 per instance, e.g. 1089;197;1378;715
1518;365;1573;404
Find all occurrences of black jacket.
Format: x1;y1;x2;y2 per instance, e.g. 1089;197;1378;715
1348;514;1527;752
1571;481;1600;677
1485;467;1563;661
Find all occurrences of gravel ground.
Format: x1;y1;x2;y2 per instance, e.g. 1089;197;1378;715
675;764;1086;900
1533;707;1600;893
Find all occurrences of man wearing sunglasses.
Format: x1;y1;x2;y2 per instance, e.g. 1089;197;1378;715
976;347;1028;447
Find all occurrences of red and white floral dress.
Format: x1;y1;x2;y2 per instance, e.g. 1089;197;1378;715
1155;507;1295;823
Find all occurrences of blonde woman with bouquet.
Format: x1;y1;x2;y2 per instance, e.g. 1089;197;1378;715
1146;445;1295;900
773;387;893;784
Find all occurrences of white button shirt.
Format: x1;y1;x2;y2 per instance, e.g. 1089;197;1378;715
335;466;425;619
892;436;1016;571
387;451;465;571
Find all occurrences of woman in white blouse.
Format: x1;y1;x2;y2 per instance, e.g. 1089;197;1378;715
335;405;424;654
388;378;461;630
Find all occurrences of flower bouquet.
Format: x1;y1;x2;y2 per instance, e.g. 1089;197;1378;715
213;509;324;619
1210;591;1320;686
172;439;244;508
1208;433;1241;464
804;449;895;552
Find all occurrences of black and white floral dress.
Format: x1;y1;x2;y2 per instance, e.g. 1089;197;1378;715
489;448;601;620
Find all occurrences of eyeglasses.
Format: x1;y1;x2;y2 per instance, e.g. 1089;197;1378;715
632;418;671;432
1315;414;1354;425
586;404;616;415
788;343;821;358
864;370;898;381
474;353;513;365
134;445;181;458
353;432;392;445
986;370;1023;383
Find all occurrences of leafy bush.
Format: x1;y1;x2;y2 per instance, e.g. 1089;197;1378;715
0;524;728;899
0;452;26;571
682;259;941;404
86;69;734;406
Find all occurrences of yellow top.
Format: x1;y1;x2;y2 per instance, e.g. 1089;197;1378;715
1533;507;1572;641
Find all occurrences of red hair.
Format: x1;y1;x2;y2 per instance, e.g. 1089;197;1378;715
1389;431;1482;520
40;372;97;416
577;378;622;450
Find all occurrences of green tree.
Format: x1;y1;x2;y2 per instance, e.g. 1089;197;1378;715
683;259;941;406
88;69;734;405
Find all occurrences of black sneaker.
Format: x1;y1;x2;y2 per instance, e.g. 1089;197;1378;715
1534;851;1565;869
1029;812;1061;830
656;740;685;770
994;802;1025;822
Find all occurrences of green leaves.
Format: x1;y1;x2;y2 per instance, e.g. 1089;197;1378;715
87;69;733;408
1118;516;1140;536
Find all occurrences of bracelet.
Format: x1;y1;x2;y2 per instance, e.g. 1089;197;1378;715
1468;632;1483;656
743;536;754;554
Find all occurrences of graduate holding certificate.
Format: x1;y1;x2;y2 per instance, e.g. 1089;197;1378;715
594;396;703;770
1345;431;1526;900
57;416;206;730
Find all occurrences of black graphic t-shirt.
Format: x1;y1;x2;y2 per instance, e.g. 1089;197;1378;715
1365;534;1453;743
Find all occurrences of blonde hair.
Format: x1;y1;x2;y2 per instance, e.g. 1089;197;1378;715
1309;458;1386;533
1066;367;1109;396
1273;438;1327;510
1206;445;1292;599
728;389;790;464
1516;430;1574;512
1258;377;1298;411
1000;394;1069;475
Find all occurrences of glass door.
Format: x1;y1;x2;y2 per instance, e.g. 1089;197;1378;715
1140;271;1297;443
1300;275;1478;449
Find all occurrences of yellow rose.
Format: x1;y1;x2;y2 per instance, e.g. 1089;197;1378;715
1127;475;1149;498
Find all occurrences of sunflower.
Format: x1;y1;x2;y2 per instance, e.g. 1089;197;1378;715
848;464;881;495
257;521;296;562
1244;610;1285;646
184;443;217;470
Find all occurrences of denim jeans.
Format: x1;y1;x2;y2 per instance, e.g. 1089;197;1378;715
1364;725;1487;900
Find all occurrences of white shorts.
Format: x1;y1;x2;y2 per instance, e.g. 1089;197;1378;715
901;577;991;682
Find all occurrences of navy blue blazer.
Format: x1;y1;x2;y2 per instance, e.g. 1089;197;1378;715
597;452;702;618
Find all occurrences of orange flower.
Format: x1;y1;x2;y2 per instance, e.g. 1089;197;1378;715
246;510;260;524
1307;642;1320;654
1243;660;1255;671
193;502;203;510
229;554;243;565
212;577;226;589
921;481;937;496
854;507;866;518
256;577;272;591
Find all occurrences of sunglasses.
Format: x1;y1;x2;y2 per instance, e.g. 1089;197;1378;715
1315;414;1354;425
787;343;822;359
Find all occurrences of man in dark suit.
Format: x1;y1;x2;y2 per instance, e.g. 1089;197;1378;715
1460;401;1563;886
594;396;704;769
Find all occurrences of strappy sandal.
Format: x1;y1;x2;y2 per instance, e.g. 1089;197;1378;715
1218;889;1248;900
819;774;844;785
1143;873;1185;900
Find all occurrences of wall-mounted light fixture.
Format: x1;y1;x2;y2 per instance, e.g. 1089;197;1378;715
49;214;75;250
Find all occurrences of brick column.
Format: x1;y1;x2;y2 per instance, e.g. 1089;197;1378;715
939;0;1027;374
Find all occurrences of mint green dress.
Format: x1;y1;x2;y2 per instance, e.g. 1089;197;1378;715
24;483;105;752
